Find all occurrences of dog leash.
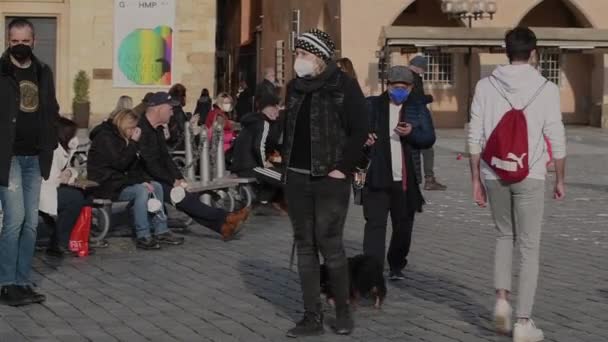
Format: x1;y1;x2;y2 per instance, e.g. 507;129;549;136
289;240;296;271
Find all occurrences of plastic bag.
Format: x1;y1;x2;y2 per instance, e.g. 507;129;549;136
69;206;92;257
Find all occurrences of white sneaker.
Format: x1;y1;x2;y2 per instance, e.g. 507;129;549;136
494;299;512;334
513;319;544;342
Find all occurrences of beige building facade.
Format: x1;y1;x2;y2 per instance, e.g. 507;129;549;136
1;0;216;126
239;0;608;128
341;0;608;128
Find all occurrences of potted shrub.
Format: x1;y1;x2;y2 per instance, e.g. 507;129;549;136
72;70;90;128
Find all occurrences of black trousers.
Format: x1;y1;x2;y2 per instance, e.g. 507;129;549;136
239;167;283;203
159;183;227;233
363;181;416;271
285;171;351;313
47;186;87;249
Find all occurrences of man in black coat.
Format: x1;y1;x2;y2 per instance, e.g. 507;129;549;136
362;66;427;281
235;80;253;122
0;18;59;307
137;92;249;241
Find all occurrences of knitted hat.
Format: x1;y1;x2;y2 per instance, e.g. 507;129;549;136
295;29;336;61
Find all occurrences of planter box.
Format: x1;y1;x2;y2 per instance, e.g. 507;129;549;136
73;102;90;128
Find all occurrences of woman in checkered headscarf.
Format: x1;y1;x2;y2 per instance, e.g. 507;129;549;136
280;28;370;338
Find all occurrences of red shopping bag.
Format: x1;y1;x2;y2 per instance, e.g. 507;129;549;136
69;206;92;257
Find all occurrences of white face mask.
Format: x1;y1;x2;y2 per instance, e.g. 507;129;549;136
170;186;186;204
294;58;315;78
221;104;232;112
68;137;79;151
147;197;163;213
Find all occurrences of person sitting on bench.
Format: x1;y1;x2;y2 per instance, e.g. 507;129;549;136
88;109;184;250
39;117;93;257
230;93;285;213
137;92;249;240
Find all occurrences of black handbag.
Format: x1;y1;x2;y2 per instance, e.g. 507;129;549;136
352;163;369;205
353;97;379;205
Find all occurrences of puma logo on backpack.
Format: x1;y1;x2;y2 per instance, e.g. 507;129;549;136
481;77;548;184
490;152;527;172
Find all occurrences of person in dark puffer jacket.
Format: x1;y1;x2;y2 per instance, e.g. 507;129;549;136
88;109;184;250
408;55;447;191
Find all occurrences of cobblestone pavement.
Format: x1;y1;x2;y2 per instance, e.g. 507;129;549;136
1;128;607;342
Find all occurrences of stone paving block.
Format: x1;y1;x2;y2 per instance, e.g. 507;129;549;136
0;323;27;342
103;325;148;342
4;128;606;341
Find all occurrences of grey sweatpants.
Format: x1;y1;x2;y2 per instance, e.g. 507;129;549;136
485;179;545;318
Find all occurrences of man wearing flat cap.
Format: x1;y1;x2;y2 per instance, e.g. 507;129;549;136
137;92;250;242
362;65;426;282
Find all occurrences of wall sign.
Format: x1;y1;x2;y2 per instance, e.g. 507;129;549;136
113;0;175;87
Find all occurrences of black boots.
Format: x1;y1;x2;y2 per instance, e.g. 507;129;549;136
333;305;354;335
327;263;354;335
287;262;355;337
0;285;46;306
286;306;354;337
286;311;324;338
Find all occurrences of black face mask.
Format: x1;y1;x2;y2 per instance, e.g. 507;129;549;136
9;44;33;63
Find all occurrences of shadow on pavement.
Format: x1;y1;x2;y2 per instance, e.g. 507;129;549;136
566;182;608;193
390;269;496;337
598;289;608;301
238;258;302;322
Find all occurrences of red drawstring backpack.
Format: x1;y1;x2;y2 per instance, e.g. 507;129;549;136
69;206;92;257
482;77;548;184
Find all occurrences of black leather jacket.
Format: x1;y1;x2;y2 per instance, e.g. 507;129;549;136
281;67;369;181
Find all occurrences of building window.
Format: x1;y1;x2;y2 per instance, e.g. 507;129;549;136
539;53;561;85
422;52;453;86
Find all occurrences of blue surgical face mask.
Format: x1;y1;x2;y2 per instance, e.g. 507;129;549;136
389;87;410;105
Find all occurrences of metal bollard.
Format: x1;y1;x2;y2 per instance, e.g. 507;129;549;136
199;128;210;185
183;121;195;182
213;116;226;180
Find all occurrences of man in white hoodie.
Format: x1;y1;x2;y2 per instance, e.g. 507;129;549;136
468;27;566;342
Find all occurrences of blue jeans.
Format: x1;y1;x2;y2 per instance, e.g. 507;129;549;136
118;182;169;239
0;156;42;286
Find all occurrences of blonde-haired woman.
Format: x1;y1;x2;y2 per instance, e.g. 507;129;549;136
108;95;134;120
87;109;184;249
205;92;236;152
